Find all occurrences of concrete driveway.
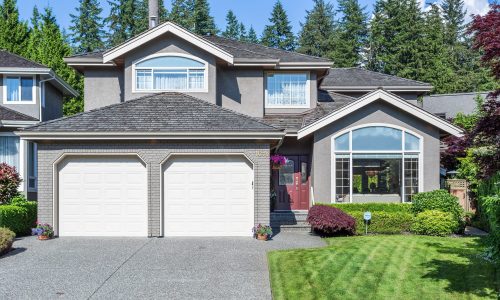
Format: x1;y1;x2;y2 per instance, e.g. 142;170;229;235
0;232;324;299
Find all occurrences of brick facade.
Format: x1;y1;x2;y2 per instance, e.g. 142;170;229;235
37;141;270;237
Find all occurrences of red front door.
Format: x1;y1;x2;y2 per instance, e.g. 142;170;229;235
273;155;310;211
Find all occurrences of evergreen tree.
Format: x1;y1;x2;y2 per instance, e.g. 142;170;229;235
106;0;141;46
368;0;425;80
261;0;295;50
0;0;29;56
69;0;105;53
28;7;83;115
222;10;240;39
192;0;217;35
442;0;466;46
247;26;259;43
169;0;193;29
297;0;335;57
136;0;169;33
239;22;247;41
328;0;368;67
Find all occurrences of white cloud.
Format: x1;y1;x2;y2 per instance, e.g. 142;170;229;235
463;0;491;20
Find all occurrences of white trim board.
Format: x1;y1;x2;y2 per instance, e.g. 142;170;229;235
103;22;234;64
297;89;464;139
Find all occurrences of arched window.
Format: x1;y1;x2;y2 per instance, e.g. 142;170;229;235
332;125;422;203
134;54;207;92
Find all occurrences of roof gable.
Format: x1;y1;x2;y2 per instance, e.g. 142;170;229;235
297;89;463;139
103;22;234;63
0;105;38;122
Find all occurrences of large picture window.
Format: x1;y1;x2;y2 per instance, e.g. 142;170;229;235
134;55;206;92
0;135;20;171
265;72;309;108
333;125;421;203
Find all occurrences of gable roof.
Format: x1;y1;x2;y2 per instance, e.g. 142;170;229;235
65;22;332;68
19;92;283;140
297;89;463;139
321;68;432;92
0;105;38;122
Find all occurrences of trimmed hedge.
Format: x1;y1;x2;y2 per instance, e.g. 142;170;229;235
0;196;37;236
349;211;414;234
411;210;458;236
0;227;15;256
329;203;412;213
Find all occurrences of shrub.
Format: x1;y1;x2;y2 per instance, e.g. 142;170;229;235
0;198;37;236
307;205;356;236
10;195;37;231
411;210;458;236
411;190;465;232
0;227;15;256
349;211;415;234
0;163;21;204
329;203;412;213
480;194;500;261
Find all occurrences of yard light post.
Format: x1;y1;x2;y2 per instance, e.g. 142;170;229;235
363;211;371;235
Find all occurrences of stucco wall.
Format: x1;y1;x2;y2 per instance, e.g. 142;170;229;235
42;82;63;121
311;100;441;203
36;141;271;237
123;33;217;104
83;68;124;111
0;75;41;119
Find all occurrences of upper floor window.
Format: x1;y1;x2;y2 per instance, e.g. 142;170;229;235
3;75;35;103
133;54;207;92
265;72;310;108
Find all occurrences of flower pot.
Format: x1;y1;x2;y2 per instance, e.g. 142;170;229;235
272;164;282;170
256;234;268;241
37;235;51;241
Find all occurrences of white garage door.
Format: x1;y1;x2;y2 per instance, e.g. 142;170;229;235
164;156;254;236
58;156;148;237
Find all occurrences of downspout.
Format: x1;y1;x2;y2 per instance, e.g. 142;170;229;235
38;74;56;122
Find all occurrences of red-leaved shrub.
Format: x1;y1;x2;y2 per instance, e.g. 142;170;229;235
307;205;356;236
0;163;21;204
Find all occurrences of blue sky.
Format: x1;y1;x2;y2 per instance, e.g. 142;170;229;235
18;0;494;35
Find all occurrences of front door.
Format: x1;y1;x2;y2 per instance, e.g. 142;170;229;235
273;155;310;211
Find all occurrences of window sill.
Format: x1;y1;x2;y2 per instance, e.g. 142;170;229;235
3;100;36;105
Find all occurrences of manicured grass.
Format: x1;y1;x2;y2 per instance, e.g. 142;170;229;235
268;235;499;300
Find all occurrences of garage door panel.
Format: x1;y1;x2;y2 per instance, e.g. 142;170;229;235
59;156;147;237
164;156;254;237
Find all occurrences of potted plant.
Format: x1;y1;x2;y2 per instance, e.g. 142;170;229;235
270;154;287;170
252;224;273;241
32;223;54;240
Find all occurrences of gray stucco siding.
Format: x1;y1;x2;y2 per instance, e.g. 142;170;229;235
311;100;441;203
42;82;63;121
123;33;217;105
83;68;124;111
36;141;270;237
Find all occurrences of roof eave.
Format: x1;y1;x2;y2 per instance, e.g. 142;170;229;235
321;85;433;92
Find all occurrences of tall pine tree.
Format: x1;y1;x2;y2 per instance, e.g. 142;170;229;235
239;23;247;41
69;0;105;53
222;10;240;40
106;0;141;47
442;0;466;46
169;0;193;29
261;0;295;50
191;0;217;35
297;0;335;57
0;0;29;56
329;0;368;67
247;26;259;43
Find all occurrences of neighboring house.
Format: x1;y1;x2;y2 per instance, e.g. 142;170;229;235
422;92;491;119
18;8;462;237
0;50;77;200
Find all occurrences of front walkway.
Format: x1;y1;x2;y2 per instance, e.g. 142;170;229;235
0;232;324;300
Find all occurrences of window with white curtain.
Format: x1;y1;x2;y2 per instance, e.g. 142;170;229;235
134;55;206;92
0;136;20;171
265;72;309;108
4;76;35;103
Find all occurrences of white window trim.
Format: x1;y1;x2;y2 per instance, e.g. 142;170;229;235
330;123;424;204
131;53;209;93
0;132;26;193
27;142;37;192
265;71;311;109
2;74;37;104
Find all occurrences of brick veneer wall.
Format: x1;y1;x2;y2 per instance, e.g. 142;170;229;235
37;141;270;237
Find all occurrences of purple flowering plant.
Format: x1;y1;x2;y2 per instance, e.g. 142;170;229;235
270;154;287;166
252;224;273;236
32;222;54;238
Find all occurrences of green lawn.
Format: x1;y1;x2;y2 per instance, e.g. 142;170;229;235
268;235;499;300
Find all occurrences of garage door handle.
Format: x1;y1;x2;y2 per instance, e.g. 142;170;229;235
252;181;254;190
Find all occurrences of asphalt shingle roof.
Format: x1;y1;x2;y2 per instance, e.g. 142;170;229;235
261;91;357;131
321;67;431;88
0;105;38;121
23;93;280;133
0;50;48;69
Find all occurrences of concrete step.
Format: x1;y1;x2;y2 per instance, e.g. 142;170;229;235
271;211;310;232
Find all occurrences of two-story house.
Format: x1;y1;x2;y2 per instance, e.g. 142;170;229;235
0;50;77;200
19;5;462;237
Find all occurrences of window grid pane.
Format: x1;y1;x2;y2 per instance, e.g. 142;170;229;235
6;77;20;102
21;77;33;101
266;73;307;107
335;157;350;202
404;157;419;202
